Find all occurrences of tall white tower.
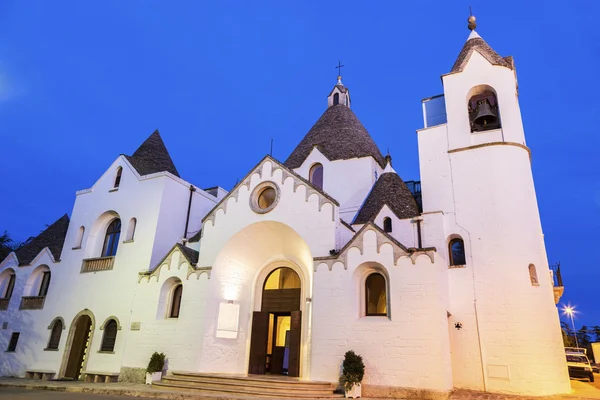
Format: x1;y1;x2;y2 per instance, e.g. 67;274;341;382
417;15;571;395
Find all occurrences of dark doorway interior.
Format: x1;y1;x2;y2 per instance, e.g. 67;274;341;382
64;315;92;380
248;267;302;377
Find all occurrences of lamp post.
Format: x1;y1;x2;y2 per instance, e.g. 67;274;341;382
563;306;579;349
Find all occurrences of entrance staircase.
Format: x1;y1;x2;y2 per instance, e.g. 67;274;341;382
153;371;341;398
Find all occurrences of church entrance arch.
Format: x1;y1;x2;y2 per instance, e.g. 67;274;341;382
249;267;302;377
60;310;95;380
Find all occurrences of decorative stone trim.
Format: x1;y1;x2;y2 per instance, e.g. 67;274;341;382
448;264;467;269
139;245;202;283
99;316;122;331
47;317;66;330
314;222;436;271
122;240;134;244
448;142;531;158
202;155;339;226
187;266;212;280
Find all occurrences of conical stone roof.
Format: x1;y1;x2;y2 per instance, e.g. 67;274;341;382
126;130;180;177
354;172;420;224
285;104;386;169
15;214;70;265
451;31;514;73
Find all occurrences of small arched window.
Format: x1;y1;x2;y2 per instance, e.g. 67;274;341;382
100;319;118;352
449;238;466;266
126;218;137;241
309;163;324;190
169;284;183;318
1;271;16;300
114;167;123;188
74;226;85;248
468;88;501;132
383;217;392;233
529;264;539;286
38;271;51;297
365;273;387;316
102;219;121;257
47;319;63;350
333;93;340;105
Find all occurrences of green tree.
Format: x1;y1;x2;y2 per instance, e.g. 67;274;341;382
577;325;592;349
592;326;600;343
0;230;17;261
561;321;576;347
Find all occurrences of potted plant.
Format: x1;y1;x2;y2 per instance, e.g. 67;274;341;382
145;352;166;385
339;350;365;398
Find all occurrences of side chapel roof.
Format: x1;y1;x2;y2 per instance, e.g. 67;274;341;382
15;214;70;266
125;130;180;177
284;104;386;169
353;172;420;224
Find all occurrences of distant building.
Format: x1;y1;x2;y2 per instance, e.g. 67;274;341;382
0;19;570;397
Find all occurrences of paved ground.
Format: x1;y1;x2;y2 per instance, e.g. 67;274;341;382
0;387;157;399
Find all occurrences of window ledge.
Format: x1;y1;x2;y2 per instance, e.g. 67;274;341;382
97;350;115;354
5;350;16;353
71;246;82;250
43;348;59;352
122;240;134;244
531;283;540;287
448;264;466;269
108;188;119;193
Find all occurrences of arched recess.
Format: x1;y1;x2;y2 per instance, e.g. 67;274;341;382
200;221;313;379
309;163;324;190
125;218;137;241
99;316;122;331
46;317;65;350
59;309;96;379
84;211;121;259
0;268;16;299
23;265;51;297
157;277;183;319
466;84;501;132
333;92;340;105
74;226;85;248
354;262;391;318
448;235;467;267
114;166;123;188
529;264;539;286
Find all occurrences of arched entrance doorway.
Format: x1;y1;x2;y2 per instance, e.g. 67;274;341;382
249;267;302;377
62;312;94;379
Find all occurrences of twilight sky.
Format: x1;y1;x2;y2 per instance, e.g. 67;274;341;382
0;1;598;326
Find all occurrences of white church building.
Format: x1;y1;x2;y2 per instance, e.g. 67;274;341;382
0;20;571;398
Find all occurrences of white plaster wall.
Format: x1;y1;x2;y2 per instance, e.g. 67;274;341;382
373;205;417;248
293;148;381;222
311;228;453;391
122;249;210;372
195;159;337;377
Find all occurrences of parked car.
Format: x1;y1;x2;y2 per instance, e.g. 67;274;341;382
592;363;600;374
566;353;595;382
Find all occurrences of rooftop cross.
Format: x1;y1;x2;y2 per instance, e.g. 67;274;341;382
335;61;344;79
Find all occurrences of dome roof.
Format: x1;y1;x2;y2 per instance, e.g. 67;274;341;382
285;104;386;169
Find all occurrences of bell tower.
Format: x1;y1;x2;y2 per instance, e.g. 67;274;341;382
417;14;571;396
327;76;351;108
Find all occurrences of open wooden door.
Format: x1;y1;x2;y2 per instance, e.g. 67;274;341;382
288;310;302;377
248;311;269;374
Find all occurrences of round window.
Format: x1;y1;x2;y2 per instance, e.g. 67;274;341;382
258;187;276;209
250;182;280;214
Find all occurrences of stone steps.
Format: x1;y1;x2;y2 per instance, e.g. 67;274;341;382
153;372;341;398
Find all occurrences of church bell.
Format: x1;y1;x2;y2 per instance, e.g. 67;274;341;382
473;99;498;126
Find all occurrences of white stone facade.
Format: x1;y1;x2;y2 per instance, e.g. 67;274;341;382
0;28;570;397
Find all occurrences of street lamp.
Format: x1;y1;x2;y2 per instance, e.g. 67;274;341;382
562;305;579;349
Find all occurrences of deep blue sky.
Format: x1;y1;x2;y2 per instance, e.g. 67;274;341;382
1;2;598;326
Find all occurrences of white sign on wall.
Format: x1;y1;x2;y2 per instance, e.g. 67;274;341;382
216;302;240;339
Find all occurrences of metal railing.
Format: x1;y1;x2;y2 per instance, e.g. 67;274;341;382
19;296;45;310
81;256;115;273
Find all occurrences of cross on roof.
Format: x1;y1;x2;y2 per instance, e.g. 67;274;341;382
335;61;344;77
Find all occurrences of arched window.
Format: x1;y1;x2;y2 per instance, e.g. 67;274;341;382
529;264;539;285
47;318;63;350
126;218;137;241
114;167;123;188
383;217;392;233
309;163;324;190
468;87;501;132
100;319;118;352
169;284;183;318
74;226;85;248
102;219;121;257
365;273;387;316
448;238;466;266
333;93;340;105
1;270;16;300
38;271;51;297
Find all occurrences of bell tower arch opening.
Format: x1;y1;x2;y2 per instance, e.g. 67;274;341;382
467;85;501;132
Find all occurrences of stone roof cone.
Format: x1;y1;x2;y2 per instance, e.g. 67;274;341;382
126;129;180;177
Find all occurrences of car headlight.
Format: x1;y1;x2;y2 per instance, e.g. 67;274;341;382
585;367;591;371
